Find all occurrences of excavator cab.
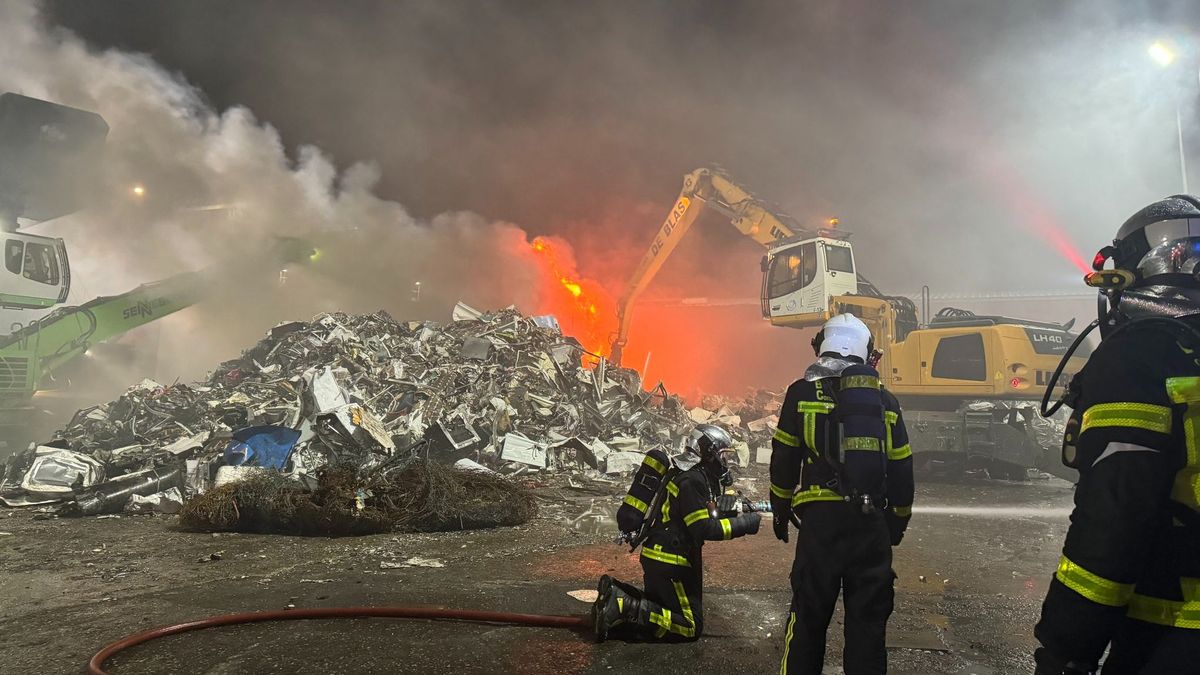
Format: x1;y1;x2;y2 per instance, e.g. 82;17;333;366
761;236;859;327
0;93;109;310
0;232;69;309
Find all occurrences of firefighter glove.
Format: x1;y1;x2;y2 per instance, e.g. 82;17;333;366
733;512;761;536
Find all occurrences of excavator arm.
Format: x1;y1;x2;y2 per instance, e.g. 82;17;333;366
0;236;314;406
610;167;810;364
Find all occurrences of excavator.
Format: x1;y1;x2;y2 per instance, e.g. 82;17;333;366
611;166;1087;480
0;93;319;450
0;236;316;449
0;92;109;310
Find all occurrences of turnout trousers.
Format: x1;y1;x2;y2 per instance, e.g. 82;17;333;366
610;551;705;642
782;502;894;675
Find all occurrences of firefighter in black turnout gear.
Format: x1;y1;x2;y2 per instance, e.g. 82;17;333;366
1034;196;1200;674
592;424;762;642
771;314;915;674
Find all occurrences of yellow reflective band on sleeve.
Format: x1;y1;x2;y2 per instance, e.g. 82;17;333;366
1080;402;1173;435
791;485;843;507
622;494;648;513
843;436;882;451
1055;555;1135;607
684;508;711;526
665;481;679;497
720;518;732;539
841;375;879;389
891;505;912;517
888;443;912;460
640;544;692;567
1127;578;1200;629
773;428;801;447
642;455;667;475
771;483;794;499
885;411;898;424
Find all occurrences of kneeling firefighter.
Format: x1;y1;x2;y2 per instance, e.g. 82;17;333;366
770;313;915;675
1034;196;1200;674
592;424;762;642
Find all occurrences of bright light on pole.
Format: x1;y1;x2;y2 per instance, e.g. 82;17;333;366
1150;40;1189;193
1149;40;1177;67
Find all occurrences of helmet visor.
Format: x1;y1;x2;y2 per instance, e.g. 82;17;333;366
1137;218;1200;279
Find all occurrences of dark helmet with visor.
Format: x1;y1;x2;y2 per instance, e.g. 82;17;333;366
1106;195;1200;287
683;423;736;487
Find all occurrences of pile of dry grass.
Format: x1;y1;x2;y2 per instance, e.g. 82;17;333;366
179;460;537;536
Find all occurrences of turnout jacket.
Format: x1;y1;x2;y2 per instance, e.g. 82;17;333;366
768;375;914;533
1035;323;1200;664
640;465;754;568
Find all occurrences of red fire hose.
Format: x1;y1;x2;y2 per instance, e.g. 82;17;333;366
86;606;589;675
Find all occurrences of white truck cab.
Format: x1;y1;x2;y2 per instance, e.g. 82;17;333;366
761;236;859;326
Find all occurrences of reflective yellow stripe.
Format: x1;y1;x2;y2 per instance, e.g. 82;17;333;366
843;437;881;451
770;483;794;499
1055;555;1134;607
885;411;898;424
798;402;837;414
1080;402;1172;435
891;505;912;517
780;611;796;675
1127;578;1200;629
720;518;732;540
791;485;843;507
1167;377;1200;513
673;580;697;637
773;428;801;447
642;455;667;475
649;607;672;635
662;493;671;523
683;508;710;526
665;481;679;497
888;443;912;460
623;494;648;513
841;375;879;389
641;545;691;567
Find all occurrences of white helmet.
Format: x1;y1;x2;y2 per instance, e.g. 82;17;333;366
813;313;873;362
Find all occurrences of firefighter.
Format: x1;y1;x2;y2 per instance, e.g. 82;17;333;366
1034;195;1200;674
592;424;762;642
770;313;915;675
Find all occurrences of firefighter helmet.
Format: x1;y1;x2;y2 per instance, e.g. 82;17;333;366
683;424;735;487
811;313;874;362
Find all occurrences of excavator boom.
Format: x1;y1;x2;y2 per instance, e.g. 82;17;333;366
611;167;814;363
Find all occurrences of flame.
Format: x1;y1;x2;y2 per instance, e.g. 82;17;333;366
528;236;617;358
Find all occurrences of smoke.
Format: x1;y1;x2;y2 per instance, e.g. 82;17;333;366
0;2;602;398
8;0;1200;403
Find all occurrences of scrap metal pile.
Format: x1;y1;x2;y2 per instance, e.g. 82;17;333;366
0;305;773;526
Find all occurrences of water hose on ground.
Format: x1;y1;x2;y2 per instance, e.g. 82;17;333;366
86;605;589;675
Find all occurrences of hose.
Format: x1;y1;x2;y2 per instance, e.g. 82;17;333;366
86;605;588;675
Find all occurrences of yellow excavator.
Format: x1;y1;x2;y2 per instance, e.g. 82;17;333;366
612;166;1087;479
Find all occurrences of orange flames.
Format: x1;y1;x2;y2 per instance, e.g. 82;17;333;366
527;236;616;358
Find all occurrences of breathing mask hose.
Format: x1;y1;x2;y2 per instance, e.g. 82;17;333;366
86;606;588;674
1040;319;1099;418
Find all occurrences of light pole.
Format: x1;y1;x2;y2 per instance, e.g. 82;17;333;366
1149;40;1190;193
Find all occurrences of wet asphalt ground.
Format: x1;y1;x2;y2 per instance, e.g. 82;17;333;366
0;478;1074;674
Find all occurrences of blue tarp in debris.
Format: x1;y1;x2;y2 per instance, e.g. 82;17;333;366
223;425;302;469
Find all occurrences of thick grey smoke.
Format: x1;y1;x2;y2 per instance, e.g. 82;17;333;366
0;1;563;390
6;0;1200;400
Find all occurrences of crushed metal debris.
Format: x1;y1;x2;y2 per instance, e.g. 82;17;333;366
0;305;775;528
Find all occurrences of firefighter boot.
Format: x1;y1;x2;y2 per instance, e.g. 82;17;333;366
593;575;642;642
